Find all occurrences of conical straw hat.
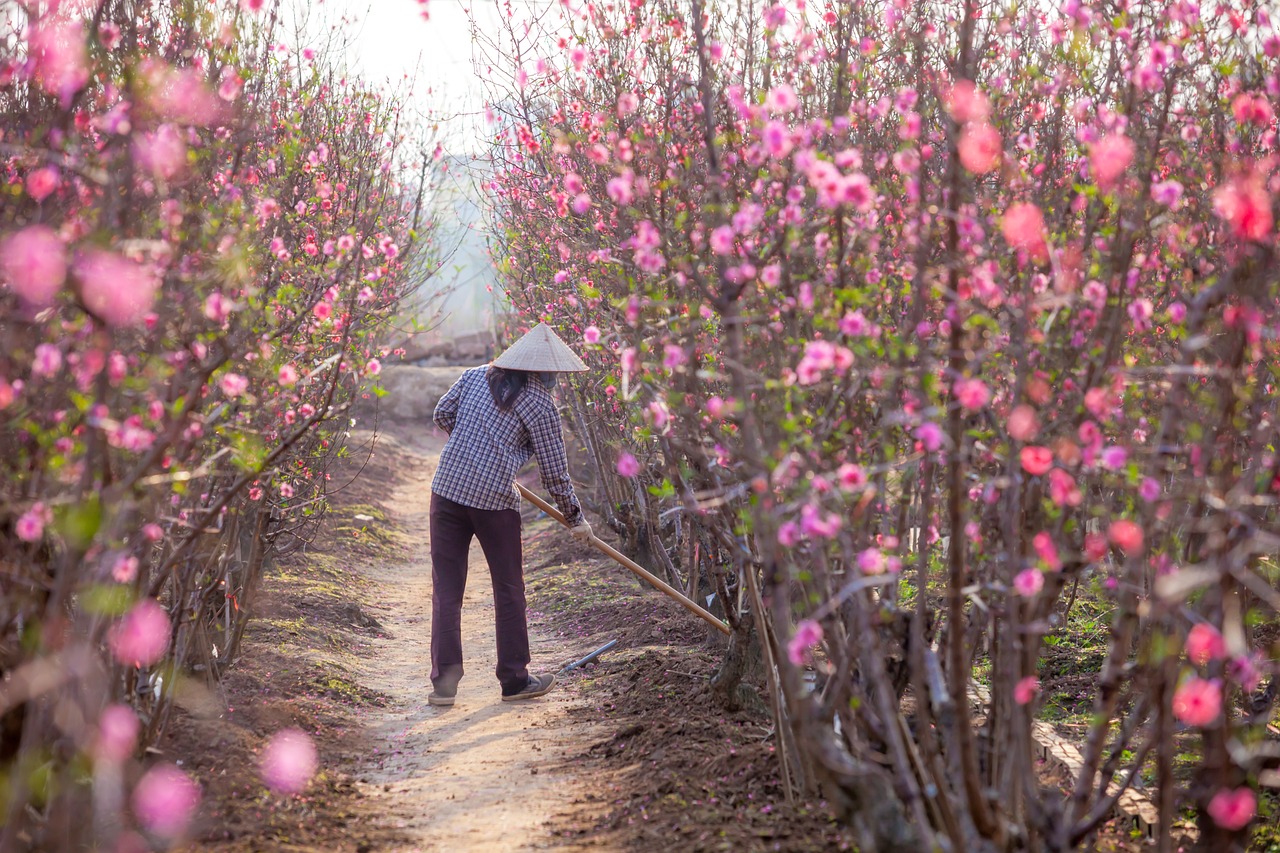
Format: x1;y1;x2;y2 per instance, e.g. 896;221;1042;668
491;323;589;372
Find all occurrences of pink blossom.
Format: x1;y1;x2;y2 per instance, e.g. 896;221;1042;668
15;502;51;542
132;764;200;838
278;364;299;386
314;302;333;321
218;66;244;102
958;123;1001;173
915;422;943;452
1213;171;1273;241
220;373;249;398
777;521;800;547
1032;531;1061;570
1020;446;1053;476
1185;623;1225;666
1;225;67;309
837;463;867;491
953;377;991;411
765;83;799;113
73;249;160;327
787;619;823;666
26;166;61;202
1207;787;1256;831
583;326;601;344
33;343;62;377
710;225;736;255
606;174;634;205
945;80;990;123
111;554;139;583
1013;676;1040;705
364;358;382;377
762;120;794;159
1171;677;1221;727
1090;133;1135;190
109;599;171;667
204;291;231;323
1013;568;1044;597
616;452;640;478
29;19;90;107
1007;405;1039;441
857;548;887;575
142;523;164;541
1002;202;1047;259
259;728;319;796
616;92;639;116
241;0;266;10
95;704;140;763
571;193;592;215
1151;180;1183;207
1100;446;1128;470
132;124;187;180
1107;519;1143;553
1139;477;1161;502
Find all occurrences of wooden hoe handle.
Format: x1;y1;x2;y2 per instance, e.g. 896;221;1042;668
515;483;731;636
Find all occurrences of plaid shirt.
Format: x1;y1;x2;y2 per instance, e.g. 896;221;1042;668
431;366;583;525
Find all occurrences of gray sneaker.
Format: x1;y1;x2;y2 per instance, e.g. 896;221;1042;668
501;673;556;702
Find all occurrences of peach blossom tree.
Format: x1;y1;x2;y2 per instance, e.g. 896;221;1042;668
0;0;438;846
483;0;1280;848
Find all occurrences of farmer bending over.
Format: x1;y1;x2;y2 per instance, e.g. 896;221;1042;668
427;323;592;706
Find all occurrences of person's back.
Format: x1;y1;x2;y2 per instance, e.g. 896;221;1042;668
424;324;592;707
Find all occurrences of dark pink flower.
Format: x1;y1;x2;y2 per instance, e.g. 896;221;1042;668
1;225;67;308
1020;446;1053;476
1107;519;1143;553
787;619;823;665
1185;623;1225;666
953;377;991;411
1013;676;1040;705
1172;676;1221;727
1213;171;1273;241
616;452;640;478
26;166;60;201
1207;787;1256;831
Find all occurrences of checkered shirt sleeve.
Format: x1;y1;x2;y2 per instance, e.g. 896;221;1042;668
430;366;583;525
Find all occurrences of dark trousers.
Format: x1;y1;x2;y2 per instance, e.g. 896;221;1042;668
429;492;530;695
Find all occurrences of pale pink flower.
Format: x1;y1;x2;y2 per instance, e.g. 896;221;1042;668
583;326;601;344
945;80;990;123
958;123;1001;173
15;502;51;542
111;554;139;583
857;548;887;575
26;166;61;202
132;124;186;180
762;120;793;159
132;764;200;838
33;343;62;377
765;82;799;113
218;66;244;102
365;358;381;376
777;521;800;547
606;174;634;205
787;619;823;666
109;599;171;667
29;19;90;107
73;249;160;327
1151;180;1183;207
1185;623;1225;666
915;422;943;452
953;377;991;411
1013;676;1040;705
616;92;639;116
1002;202;1047;259
142;523;164;541
571;193;591;215
616;452;640;478
241;0;266;10
219;373;249;398
1;225;67;309
1100;446;1128;470
95;704;140;763
259;728;319;796
278;483;294;499
710;225;736;255
1090;133;1135;190
1007;405;1039;441
203;291;231;323
1207;787;1256;831
1172;677;1221;727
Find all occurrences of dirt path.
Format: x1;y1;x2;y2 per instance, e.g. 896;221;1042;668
350;431;601;852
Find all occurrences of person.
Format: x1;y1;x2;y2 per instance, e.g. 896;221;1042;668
427;323;593;706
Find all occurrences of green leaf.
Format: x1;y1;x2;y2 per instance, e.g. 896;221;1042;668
55;497;103;551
